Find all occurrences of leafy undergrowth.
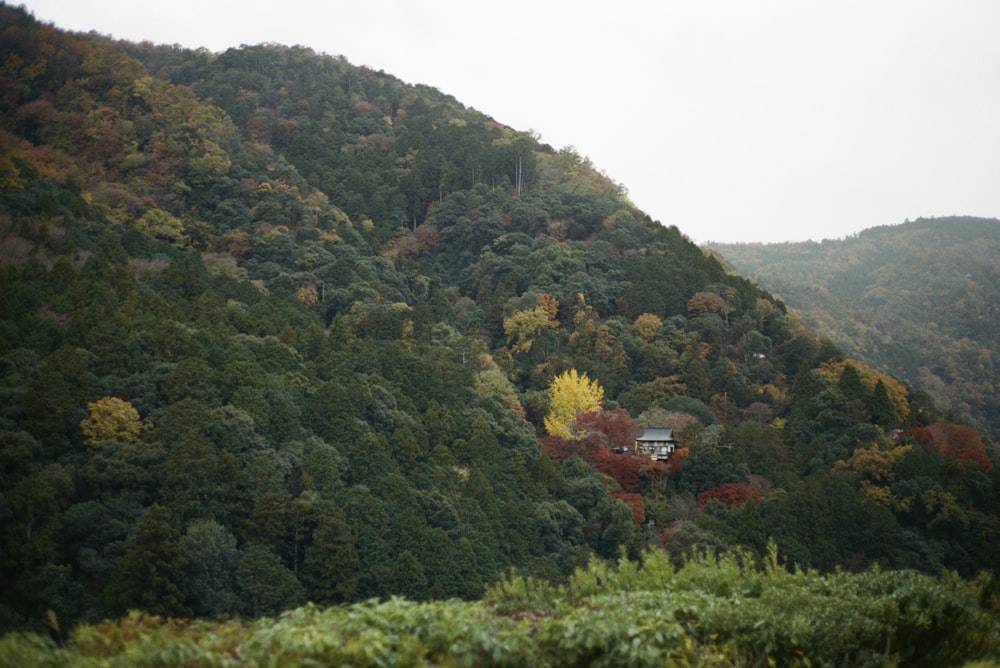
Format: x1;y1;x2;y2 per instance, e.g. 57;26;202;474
3;546;998;667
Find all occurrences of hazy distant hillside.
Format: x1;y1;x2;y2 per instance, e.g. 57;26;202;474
709;216;1000;440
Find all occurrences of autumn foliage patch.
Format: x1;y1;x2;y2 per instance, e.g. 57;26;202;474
611;492;646;524
697;483;761;508
909;423;994;472
539;409;670;493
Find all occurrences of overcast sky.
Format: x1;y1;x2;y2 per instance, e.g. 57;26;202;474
22;0;1000;243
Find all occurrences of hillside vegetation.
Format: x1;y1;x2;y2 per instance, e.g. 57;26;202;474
4;547;999;667
708;217;1000;441
1;3;998;655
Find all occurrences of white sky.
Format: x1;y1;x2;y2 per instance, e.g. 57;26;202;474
21;0;1000;243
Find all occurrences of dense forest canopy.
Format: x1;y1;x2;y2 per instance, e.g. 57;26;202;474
708;216;1000;442
1;3;998;642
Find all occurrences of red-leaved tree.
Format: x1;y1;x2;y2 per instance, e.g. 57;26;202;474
697;483;761;507
666;447;690;475
918;423;994;472
538;434;602;465
612;492;646;525
541;409;670;491
597;448;642;491
572;408;636;450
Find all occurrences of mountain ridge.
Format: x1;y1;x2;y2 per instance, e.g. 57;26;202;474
1;3;997;636
708;215;1000;440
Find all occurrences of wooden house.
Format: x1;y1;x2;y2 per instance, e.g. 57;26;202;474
634;427;677;461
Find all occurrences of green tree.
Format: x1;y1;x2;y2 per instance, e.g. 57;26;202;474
869;379;895;428
158;430;239;523
133;209;188;247
236;544;304;618
107;504;190;617
389;550;428;600
422;399;458;449
837;362;867;402
300;510;360;604
181;519;241;617
681;353;712;402
0;460;74;628
736;500;768;554
21;346;94;453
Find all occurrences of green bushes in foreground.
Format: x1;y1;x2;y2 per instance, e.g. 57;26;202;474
2;546;998;667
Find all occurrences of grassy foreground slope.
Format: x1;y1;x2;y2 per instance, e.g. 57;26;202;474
3;547;999;667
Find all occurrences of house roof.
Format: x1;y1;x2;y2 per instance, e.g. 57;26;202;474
636;427;674;442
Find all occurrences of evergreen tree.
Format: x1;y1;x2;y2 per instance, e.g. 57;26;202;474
107;504;190;617
837;363;867;402
789;361;822;409
869;379;895;428
786;361;823;430
736;500;768;555
300;510;360;605
389;550;428;601
181;520;241;617
236;544;304;617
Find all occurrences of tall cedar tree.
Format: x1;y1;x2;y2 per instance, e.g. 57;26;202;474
106;504;190;617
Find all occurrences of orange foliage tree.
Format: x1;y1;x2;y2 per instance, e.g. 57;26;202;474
538;434;601;465
539;408;670;493
665;447;690;475
910;423;993;472
697;483;761;507
686;291;732;319
611;492;646;525
597;449;643;492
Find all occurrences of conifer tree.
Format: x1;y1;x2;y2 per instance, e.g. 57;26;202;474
237;544;304;617
838;363;867;402
869;379;895;428
788;361;821;415
389;550;428;600
301;510;360;604
107;504;189;617
181;520;241;617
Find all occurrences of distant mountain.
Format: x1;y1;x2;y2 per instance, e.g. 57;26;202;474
709;216;1000;440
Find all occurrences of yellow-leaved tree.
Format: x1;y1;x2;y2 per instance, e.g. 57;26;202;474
80;396;148;449
544;369;604;437
633;313;663;342
835;441;913;509
819;359;910;424
503;294;559;353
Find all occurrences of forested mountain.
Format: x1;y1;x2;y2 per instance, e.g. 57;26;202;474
708;217;1000;441
1;3;998;637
